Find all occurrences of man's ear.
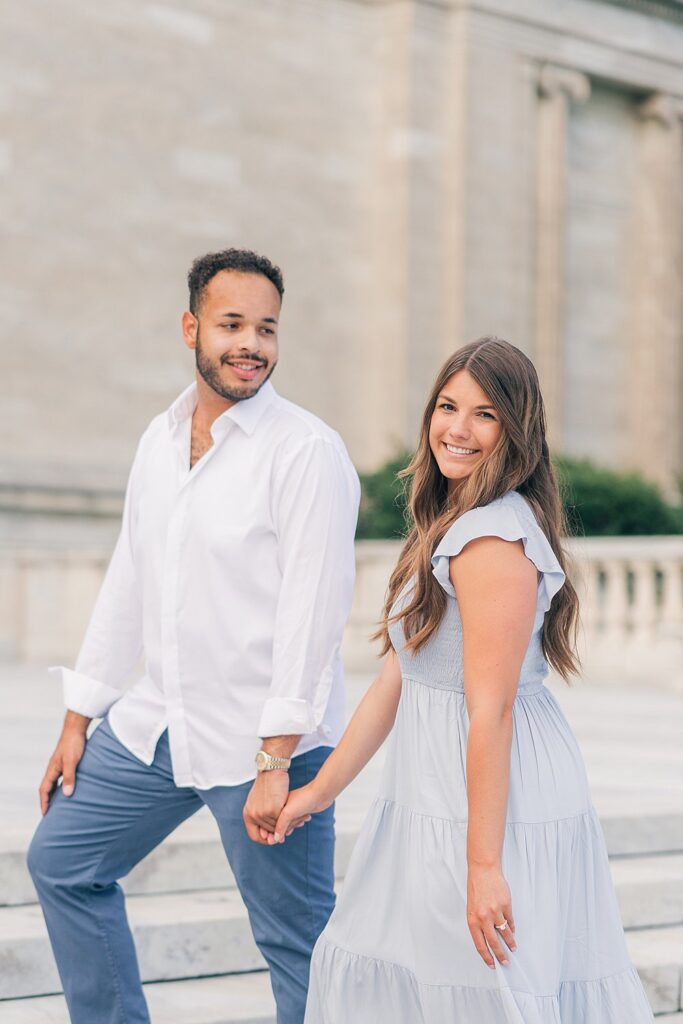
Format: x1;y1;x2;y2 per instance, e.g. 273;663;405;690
182;310;198;350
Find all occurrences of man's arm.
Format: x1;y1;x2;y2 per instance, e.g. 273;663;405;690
39;441;146;811
243;435;360;843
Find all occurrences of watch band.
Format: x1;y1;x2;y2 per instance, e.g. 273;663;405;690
255;750;291;772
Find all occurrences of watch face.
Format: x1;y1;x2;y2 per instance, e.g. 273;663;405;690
255;751;267;770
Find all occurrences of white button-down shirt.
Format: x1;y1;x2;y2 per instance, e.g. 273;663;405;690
51;381;360;788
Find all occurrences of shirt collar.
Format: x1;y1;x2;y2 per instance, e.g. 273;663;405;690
166;379;277;438
167;382;198;432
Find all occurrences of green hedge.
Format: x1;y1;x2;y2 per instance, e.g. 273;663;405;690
356;452;412;540
555;457;682;536
355;453;683;539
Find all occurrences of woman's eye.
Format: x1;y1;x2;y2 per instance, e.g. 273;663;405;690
478;411;495;419
440;403;454;412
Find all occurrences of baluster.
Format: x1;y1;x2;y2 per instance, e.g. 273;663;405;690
658;558;683;640
577;557;601;649
629;558;658;646
601;558;630;648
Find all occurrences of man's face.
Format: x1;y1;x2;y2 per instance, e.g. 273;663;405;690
183;270;281;403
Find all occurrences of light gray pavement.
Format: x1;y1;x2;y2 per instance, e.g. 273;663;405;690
3;662;682;850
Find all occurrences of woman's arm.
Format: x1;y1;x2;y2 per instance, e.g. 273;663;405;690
450;535;537;968
269;650;402;843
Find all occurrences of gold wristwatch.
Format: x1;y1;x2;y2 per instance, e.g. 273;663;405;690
255;750;291;772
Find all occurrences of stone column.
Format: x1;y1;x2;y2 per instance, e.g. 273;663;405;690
629;93;683;495
357;1;414;469
534;65;590;449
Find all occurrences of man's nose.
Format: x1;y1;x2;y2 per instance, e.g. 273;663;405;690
238;326;260;352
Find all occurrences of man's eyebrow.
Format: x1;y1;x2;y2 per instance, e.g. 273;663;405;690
218;312;278;324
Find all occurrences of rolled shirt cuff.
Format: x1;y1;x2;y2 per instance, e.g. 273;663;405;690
48;666;122;719
258;697;317;738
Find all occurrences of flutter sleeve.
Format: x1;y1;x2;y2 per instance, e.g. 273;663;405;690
431;497;566;615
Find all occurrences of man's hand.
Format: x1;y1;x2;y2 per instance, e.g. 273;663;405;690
268;782;328;845
38;711;90;815
243;769;291;844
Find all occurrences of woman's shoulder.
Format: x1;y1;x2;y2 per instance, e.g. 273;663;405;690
431;490;565;605
433;490;528;556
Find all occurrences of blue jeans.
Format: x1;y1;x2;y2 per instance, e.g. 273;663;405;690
27;718;335;1024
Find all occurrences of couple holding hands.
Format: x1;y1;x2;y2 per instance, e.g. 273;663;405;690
28;249;653;1023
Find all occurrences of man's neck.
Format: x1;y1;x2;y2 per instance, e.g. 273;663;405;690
193;373;235;431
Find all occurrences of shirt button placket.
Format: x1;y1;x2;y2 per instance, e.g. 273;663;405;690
161;487;193;785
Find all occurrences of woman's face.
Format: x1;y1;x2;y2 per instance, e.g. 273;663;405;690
429;369;503;491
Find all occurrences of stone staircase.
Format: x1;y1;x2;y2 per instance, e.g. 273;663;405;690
1;668;682;1021
1;807;683;1021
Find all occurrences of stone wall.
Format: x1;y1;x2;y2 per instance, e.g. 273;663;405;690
2;0;683;489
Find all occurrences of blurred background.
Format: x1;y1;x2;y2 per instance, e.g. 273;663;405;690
2;4;683;1021
1;0;682;683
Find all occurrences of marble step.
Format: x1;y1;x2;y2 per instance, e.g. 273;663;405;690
2;878;683;1010
0;824;360;908
2;810;682;908
0;972;276;1023
1;922;681;1017
3;840;683;950
626;926;683;1016
613;853;683;929
1;987;681;1024
0;888;266;1001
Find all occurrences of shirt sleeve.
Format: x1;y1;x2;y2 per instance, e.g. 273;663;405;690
257;435;360;738
48;441;145;719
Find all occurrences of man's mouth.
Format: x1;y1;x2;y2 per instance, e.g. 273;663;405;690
443;442;480;457
224;359;266;382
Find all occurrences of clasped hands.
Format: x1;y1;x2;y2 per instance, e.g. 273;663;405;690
242;771;325;846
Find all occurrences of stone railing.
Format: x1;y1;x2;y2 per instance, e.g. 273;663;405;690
344;537;683;690
1;536;682;691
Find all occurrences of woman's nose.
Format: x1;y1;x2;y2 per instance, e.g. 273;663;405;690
447;416;472;440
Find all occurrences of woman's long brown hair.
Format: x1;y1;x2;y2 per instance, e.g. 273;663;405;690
374;337;580;681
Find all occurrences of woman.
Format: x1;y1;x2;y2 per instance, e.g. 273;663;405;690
271;338;654;1022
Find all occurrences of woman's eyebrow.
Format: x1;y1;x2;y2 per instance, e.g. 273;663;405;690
438;393;495;410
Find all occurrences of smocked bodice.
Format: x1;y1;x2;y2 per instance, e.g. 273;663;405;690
387;490;565;696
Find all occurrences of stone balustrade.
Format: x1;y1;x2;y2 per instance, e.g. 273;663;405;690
0;536;681;690
344;537;683;689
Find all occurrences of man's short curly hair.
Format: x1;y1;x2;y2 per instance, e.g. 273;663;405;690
187;248;284;314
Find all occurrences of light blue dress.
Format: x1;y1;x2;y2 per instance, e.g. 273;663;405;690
305;490;654;1023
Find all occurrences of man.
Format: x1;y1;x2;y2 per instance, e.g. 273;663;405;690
27;248;360;1024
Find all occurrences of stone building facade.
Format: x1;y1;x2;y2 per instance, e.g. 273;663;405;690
3;0;683;485
1;0;683;661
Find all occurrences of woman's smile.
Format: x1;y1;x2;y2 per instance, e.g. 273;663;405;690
442;442;481;457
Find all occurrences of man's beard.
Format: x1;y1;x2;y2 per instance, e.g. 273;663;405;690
195;330;276;402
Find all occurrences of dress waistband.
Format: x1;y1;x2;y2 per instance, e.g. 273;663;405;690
401;675;546;697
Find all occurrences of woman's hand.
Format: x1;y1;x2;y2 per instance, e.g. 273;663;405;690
267;782;331;845
466;865;517;968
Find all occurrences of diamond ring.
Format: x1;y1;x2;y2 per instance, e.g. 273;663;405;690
494;919;508;932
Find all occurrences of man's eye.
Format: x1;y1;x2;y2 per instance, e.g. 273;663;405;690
260;327;274;335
